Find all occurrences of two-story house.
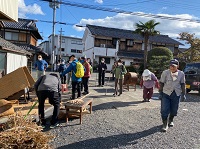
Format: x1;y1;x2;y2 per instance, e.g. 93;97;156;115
82;24;182;71
0;18;44;65
40;35;84;63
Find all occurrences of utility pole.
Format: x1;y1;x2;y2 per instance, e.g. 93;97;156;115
49;0;59;71
58;28;64;60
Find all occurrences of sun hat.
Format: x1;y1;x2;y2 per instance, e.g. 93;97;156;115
142;69;151;77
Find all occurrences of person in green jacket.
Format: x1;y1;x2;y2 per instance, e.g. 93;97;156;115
112;59;127;96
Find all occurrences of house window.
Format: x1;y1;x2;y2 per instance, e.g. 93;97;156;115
71;49;76;53
61;48;65;51
127;40;134;46
5;32;19;41
62;39;65;43
112;38;119;45
5;32;12;40
77;50;82;53
71;40;82;45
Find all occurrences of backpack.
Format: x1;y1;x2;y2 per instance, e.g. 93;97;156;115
74;61;84;78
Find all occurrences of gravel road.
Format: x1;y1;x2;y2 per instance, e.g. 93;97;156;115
47;91;200;149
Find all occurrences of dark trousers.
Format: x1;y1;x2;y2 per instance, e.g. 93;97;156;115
60;75;66;84
114;78;123;95
112;72;115;80
98;72;105;86
143;86;153;100
72;81;81;99
82;77;89;93
37;90;61;125
161;91;180;120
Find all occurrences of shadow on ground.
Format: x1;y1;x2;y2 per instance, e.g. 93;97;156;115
57;125;162;149
92;101;143;111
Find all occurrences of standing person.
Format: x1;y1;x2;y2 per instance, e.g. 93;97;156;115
62;55;83;99
111;61;117;81
159;59;186;132
98;58;107;87
66;60;72;87
34;55;48;79
87;58;92;66
112;59;127;96
58;59;67;84
80;57;91;95
34;73;61;128
140;69;159;102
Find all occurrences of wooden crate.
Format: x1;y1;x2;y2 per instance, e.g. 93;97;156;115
0;67;35;99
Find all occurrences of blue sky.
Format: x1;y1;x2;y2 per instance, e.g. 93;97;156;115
19;0;200;47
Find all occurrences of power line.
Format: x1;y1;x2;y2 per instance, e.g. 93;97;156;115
40;0;200;23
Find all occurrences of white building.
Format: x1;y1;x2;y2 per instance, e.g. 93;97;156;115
82;24;182;71
40;35;84;63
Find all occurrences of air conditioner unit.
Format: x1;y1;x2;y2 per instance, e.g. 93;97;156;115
100;44;106;48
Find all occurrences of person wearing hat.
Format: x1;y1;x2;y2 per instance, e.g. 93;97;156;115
140;68;159;102
97;58;107;87
159;59;186;132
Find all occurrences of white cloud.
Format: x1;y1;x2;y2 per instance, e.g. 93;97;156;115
18;0;44;18
74;12;200;41
94;0;103;4
162;7;167;10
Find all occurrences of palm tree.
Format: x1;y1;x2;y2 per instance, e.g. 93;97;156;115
135;19;160;69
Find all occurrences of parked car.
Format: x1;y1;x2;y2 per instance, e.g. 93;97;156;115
183;62;200;94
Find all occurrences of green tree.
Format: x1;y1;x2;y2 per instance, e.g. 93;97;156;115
147;47;173;78
134;19;160;69
178;32;200;62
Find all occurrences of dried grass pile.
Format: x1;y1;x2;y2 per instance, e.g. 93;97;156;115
0;113;54;149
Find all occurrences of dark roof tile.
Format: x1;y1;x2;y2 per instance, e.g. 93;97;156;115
86;24;182;45
0;37;31;55
1;18;42;39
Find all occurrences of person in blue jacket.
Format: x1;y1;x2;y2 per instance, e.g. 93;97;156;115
62;55;82;99
34;55;48;79
58;59;67;84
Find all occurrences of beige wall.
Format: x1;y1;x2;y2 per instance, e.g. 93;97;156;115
0;0;18;22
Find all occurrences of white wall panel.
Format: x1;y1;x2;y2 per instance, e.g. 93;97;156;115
6;53;27;74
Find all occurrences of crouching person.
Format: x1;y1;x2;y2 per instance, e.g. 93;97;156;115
140;69;159;102
159;59;186;132
34;73;61;129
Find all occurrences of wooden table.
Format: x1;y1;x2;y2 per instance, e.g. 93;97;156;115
64;98;93;124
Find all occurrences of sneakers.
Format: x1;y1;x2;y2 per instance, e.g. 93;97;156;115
41;125;46;129
50;123;60;129
168;121;174;127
